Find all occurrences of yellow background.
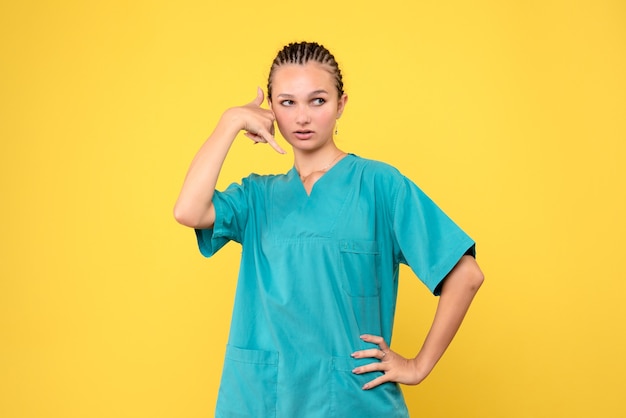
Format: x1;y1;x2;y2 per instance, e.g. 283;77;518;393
1;0;625;417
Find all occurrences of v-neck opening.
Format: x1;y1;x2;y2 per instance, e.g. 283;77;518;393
292;153;353;198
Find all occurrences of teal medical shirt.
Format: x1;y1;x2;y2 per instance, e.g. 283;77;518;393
196;154;475;417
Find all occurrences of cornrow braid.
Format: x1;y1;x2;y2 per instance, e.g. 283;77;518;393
267;41;344;100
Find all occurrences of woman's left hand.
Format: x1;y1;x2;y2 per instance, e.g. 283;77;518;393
351;334;429;390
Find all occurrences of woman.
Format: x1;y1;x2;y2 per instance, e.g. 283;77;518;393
174;42;484;417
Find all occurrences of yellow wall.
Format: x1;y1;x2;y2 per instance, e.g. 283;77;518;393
1;1;625;417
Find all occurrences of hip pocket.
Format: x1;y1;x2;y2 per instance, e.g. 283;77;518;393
215;345;279;418
330;356;408;417
338;240;381;297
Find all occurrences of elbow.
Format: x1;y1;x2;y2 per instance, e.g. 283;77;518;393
173;211;188;228
453;255;484;293
465;257;485;292
439;256;484;299
173;203;198;228
173;201;214;229
173;204;192;227
470;267;484;293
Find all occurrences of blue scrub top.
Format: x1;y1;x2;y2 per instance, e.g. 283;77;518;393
196;154;475;417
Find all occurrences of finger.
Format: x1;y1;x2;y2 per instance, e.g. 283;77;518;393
243;130;267;142
352;359;386;375
360;334;390;351
362;374;390;391
265;135;286;154
245;130;286;154
249;86;264;107
351;348;385;360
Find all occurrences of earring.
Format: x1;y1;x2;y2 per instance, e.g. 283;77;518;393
334;122;338;136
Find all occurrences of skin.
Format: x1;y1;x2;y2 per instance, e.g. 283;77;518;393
352;255;483;390
268;63;348;193
173;62;347;228
172;88;280;229
174;60;484;391
269;63;346;155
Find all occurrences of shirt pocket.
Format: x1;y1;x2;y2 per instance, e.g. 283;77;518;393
338;240;381;297
215;345;279;418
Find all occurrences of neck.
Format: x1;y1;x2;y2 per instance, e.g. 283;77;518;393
295;148;346;181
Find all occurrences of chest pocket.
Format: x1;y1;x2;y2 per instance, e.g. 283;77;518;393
338;240;380;297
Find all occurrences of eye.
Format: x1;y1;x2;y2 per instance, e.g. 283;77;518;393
312;98;326;106
280;99;295;106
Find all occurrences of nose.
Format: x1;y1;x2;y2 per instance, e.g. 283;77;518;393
295;104;311;125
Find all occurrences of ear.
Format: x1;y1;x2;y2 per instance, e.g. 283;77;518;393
336;93;348;119
267;94;273;110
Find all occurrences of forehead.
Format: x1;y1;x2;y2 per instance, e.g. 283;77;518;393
271;62;335;94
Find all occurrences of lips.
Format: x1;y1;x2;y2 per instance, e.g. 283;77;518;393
293;130;314;140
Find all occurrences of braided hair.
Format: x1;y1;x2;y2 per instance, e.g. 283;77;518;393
267;42;344;100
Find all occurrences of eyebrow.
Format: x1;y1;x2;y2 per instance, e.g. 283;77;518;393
276;90;330;99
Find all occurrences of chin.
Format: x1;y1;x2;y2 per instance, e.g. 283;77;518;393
292;141;327;153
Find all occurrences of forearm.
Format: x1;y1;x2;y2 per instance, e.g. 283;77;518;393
173;110;241;229
413;255;484;377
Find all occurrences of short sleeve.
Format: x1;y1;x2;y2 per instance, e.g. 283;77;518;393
195;180;250;257
392;176;475;295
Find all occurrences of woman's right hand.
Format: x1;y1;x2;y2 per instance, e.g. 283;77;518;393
224;87;285;154
174;88;285;229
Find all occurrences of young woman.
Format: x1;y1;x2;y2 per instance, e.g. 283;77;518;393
174;42;484;417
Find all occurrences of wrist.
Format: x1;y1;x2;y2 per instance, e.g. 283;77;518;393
217;108;246;137
410;355;436;381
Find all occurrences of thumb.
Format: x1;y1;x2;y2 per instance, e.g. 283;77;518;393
250;86;264;107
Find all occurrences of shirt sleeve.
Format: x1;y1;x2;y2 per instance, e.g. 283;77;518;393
194;180;250;257
392;176;476;295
